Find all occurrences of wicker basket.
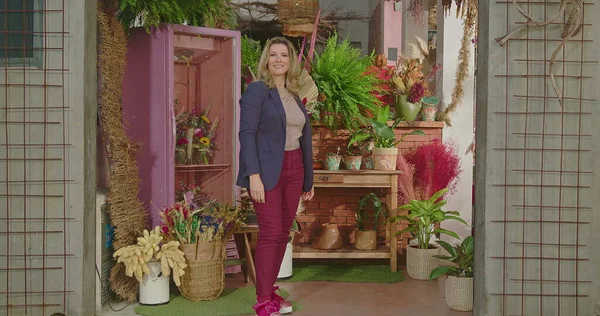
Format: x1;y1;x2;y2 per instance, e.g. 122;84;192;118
445;276;473;311
406;245;440;280
278;0;319;37
179;258;225;301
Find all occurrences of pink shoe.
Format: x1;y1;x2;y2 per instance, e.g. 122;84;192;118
272;286;293;314
253;300;281;316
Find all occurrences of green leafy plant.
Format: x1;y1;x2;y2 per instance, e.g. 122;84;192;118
355;193;388;231
241;35;261;77
429;236;474;280
118;0;236;31
390;188;466;249
348;105;425;149
311;32;382;131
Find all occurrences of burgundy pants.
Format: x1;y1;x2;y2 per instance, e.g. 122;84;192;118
252;148;304;302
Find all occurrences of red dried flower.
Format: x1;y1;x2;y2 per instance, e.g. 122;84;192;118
177;138;188;146
404;139;462;201
408;81;425;103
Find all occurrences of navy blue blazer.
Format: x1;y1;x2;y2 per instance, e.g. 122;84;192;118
236;81;314;192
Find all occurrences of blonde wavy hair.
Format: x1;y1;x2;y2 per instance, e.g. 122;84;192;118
256;37;301;94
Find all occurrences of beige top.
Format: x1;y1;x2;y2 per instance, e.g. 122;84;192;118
278;88;306;151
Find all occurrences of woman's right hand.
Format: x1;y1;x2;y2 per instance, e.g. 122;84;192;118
249;174;265;204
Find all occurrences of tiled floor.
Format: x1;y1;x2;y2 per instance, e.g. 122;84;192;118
99;268;472;316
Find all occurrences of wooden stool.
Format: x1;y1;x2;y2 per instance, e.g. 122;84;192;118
231;226;259;285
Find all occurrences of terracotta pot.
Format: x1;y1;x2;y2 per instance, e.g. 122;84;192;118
325;156;341;170
445;276;473;311
406;245;440;280
420;96;439;122
312;223;342;250
394;95;421;121
354;230;377;250
344;156;362;170
373;147;398;170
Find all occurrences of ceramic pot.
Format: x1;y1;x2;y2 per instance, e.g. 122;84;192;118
139;261;170;305
406;245;440;280
325;155;341;170
344;156;362;170
394;95;421;121
373;147;398;171
445;276;473;311
355;230;377;250
362;156;374;170
420;96;439;121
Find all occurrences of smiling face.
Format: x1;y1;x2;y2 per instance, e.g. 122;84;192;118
267;43;290;79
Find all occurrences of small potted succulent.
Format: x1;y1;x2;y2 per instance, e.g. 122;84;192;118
354;192;388;250
344;147;363;171
429;236;474;312
390;188;467;280
325;146;342;171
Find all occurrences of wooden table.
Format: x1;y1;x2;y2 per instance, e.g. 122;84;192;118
232;226;259;285
293;170;402;272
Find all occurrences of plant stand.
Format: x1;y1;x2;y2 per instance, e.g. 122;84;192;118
293;170;401;272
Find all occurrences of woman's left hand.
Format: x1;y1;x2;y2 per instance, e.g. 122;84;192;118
301;187;314;201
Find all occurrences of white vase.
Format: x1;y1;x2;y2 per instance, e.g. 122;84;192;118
277;241;294;280
139;261;170;305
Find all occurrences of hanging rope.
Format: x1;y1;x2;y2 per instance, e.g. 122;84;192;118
495;0;583;107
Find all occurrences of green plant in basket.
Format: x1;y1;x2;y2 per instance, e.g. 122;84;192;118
390;188;467;249
429;236;474;280
348;105;425;149
356;193;388;232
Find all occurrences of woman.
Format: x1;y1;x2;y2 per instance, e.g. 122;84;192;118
236;37;314;316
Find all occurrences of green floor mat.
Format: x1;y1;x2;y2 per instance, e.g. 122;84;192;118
282;263;405;283
135;287;302;316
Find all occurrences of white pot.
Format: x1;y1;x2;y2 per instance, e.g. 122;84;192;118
277;242;293;280
372;147;398;170
406;245;440;280
445;276;473;311
139;261;170;305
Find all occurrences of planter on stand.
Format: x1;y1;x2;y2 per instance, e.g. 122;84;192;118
445;276;473;311
354;230;377;250
420;96;439;122
373;147;398;171
406;244;440;280
325;155;342;170
344;155;362;170
394;95;421;121
139;261;170;305
362;156;374;170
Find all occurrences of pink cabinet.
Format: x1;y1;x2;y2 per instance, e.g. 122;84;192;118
122;24;241;226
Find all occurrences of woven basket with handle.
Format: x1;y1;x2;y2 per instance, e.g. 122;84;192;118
179;258;225;301
278;0;319;36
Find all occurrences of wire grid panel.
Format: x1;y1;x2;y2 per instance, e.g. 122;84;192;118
0;0;72;315
484;1;598;315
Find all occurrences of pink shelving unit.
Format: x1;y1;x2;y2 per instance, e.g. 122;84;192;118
122;24;241;226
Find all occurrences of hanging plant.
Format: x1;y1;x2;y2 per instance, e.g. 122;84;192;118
117;0;237;31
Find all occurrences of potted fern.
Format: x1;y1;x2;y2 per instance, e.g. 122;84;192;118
354;193;388;250
429;236;474;312
390;188;467;280
311;32;381;131
348;106;424;170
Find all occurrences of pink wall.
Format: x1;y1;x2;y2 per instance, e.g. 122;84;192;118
382;0;402;65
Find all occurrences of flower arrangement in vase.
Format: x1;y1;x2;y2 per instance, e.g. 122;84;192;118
389;56;440;121
175;106;220;165
113;226;187;286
